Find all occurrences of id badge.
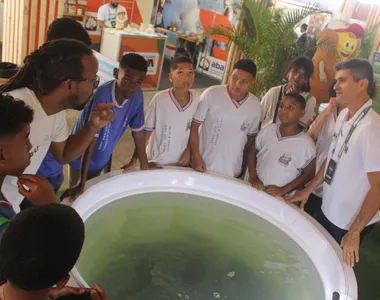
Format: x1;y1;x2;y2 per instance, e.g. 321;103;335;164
111;20;116;28
324;159;337;185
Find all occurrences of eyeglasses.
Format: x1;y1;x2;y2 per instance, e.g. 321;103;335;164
79;75;100;88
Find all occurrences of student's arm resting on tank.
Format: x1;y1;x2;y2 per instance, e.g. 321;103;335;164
50;104;115;164
285;158;326;209
189;122;206;172
267;158;316;197
60;138;97;202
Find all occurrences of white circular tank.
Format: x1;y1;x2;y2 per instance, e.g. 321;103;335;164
68;168;357;300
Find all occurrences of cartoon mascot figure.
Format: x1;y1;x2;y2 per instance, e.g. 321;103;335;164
310;22;364;103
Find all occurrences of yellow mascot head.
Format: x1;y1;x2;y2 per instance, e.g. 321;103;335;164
334;23;364;61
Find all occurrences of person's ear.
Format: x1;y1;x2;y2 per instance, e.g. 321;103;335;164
63;79;76;92
55;274;70;289
359;78;369;93
113;68;119;80
249;79;256;89
169;72;173;83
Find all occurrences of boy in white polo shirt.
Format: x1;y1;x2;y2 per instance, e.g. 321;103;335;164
261;56;316;129
190;59;261;180
252;93;316;197
145;56;200;166
286;59;380;267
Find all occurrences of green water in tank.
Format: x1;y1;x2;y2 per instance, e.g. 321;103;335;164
75;192;325;300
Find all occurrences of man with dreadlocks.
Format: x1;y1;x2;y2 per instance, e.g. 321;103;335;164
0;39;115;212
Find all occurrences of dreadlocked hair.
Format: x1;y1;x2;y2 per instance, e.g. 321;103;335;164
0;39;93;95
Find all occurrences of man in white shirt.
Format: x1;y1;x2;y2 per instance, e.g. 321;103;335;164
97;0;128;29
261;56;316;129
190;59;261;180
286;59;380;267
0;39;114;212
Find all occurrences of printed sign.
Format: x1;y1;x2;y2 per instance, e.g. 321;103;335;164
197;54;226;80
124;52;159;76
94;51;118;85
372;51;380;85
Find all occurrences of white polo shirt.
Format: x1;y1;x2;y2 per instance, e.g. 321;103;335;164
310;110;337;198
261;85;317;128
2;88;68;212
97;4;127;28
322;100;380;230
193;85;261;177
256;123;316;190
145;88;200;166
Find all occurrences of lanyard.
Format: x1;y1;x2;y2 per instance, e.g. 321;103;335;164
330;106;371;161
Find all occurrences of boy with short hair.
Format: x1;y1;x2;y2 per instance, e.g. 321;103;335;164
145;56;200;166
0;95;57;233
252;93;316;197
190;59;261;180
63;53;151;201
0;203;107;299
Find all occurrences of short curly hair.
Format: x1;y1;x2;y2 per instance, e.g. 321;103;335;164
0;204;85;291
46;17;92;46
0;94;34;137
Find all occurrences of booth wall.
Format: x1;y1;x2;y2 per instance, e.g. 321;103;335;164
2;0;64;65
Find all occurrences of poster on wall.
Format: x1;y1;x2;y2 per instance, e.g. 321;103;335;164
124;52;159;76
197;54;226;80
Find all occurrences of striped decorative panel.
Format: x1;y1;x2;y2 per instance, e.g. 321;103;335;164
2;0;64;65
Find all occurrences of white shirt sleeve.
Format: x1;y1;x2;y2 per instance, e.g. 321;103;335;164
362;124;380;173
121;6;128;21
300;95;317;127
255;127;267;151
52;112;68;143
299;139;317;169
97;5;107;21
145;96;157;132
193;89;210;124
260;87;277;124
248;110;260;136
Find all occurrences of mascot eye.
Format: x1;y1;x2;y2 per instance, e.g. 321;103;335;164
344;41;350;47
351;44;355;50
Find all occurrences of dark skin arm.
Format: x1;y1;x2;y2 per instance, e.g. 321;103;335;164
189;122;206;172
50;103;114;164
60;138;97;201
266;158;316;197
122;131;151;170
133;131;150;170
243;135;255;180
285;159;326;209
50;123;98;164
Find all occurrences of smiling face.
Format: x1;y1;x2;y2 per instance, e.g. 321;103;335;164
337;32;358;61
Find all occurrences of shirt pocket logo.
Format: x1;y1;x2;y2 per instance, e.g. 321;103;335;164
278;153;292;166
240;120;250;131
